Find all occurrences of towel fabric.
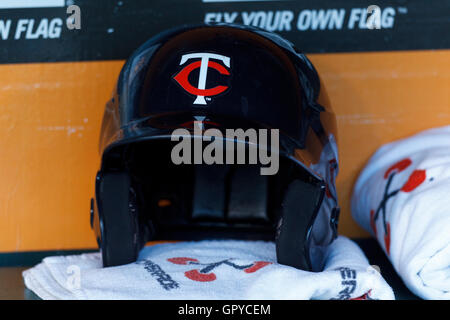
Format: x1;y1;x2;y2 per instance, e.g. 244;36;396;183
352;125;450;300
23;236;394;300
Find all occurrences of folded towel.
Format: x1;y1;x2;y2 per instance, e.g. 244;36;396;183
352;125;450;300
22;236;394;300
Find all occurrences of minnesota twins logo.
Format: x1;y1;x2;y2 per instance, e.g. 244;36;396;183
167;257;271;282
173;53;231;105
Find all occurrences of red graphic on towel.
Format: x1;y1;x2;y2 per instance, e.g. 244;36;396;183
370;158;427;255
350;290;375;300
167;257;272;282
184;269;217;282
243;261;272;273
384;223;391;255
383;158;412;179
167;257;199;265
401;169;426;192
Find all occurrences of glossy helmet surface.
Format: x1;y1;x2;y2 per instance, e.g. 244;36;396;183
90;23;339;271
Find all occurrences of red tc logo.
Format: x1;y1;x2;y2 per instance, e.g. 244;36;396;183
173;53;231;105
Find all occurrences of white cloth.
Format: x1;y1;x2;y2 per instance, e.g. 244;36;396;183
352;125;450;300
23;237;394;300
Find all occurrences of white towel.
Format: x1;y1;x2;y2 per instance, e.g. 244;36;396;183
22;236;394;300
352;125;450;300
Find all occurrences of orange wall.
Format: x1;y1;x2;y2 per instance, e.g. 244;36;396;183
0;50;449;252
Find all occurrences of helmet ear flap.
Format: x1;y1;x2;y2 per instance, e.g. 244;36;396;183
95;172;143;267
276;179;325;271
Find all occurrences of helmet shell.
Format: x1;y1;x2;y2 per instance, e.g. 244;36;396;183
93;24;339;271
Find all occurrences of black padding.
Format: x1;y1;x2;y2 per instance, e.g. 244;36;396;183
228;166;269;222
276;180;323;270
98;172;140;267
192;165;228;220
